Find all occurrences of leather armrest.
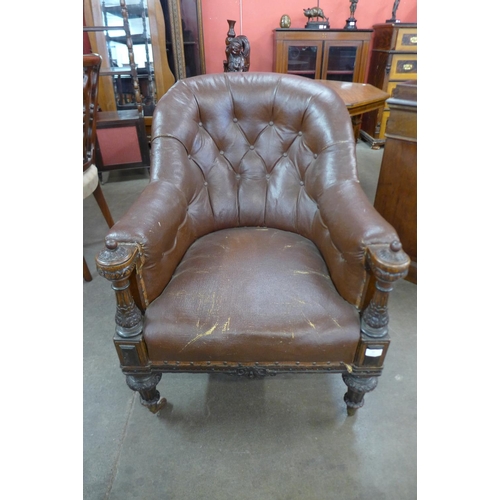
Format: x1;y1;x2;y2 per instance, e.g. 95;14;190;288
313;179;402;307
105;179;193;304
318;180;400;257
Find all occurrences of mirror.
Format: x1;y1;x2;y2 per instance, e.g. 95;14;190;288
84;0;175;121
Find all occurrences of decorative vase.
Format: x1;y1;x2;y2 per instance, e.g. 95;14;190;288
226;19;236;46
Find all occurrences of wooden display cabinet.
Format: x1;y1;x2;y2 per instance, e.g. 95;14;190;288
273;29;372;83
361;23;417;148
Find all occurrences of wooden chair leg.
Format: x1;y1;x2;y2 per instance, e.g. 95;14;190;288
342;374;378;416
126;373;167;414
92;183;115;228
84;256;93;282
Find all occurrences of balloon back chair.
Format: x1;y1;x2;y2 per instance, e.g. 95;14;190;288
95;72;409;415
83;53;114;281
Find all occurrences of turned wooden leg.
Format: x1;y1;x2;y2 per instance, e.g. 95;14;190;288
342;374;378;416
84;256;93;282
350;115;362;142
93;183;114;228
126;373;167;414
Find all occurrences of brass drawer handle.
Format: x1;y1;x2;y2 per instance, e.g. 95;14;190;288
410;36;417;44
403;63;413;71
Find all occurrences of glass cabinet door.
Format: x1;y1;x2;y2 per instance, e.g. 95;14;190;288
99;0;156;115
285;42;322;79
84;0;175;120
323;42;362;82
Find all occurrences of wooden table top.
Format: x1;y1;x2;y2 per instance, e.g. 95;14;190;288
317;80;390;116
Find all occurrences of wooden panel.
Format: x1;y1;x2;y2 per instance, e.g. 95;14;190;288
395;28;417;51
374;82;417;283
114;335;150;367
389;54;417;80
378;109;391;139
386;81;400;99
354;336;391;368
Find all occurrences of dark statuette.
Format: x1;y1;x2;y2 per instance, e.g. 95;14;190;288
223;20;250;72
344;0;359;30
303;6;330;29
386;0;401;23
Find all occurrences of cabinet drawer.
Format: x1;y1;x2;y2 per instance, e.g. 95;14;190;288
389;54;417;80
395;28;417;52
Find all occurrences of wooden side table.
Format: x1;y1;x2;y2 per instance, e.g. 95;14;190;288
318;80;390;141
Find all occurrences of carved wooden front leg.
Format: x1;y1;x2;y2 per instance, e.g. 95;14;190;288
342;374;378;416
361;241;410;338
343;241;410;415
126;373;167;414
96;241;167;414
95;240;143;338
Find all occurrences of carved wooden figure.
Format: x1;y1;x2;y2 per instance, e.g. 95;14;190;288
223;19;250;72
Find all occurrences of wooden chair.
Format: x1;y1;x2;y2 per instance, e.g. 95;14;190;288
95;73;409;415
84;54;114;281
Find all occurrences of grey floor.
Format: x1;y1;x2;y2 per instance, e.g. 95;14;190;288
83;141;417;500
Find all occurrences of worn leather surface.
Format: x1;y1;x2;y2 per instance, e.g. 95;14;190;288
144;228;360;362
107;72;398;312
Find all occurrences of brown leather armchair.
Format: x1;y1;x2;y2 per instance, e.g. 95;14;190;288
96;73;409;416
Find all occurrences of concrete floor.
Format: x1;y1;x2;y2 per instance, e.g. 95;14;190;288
83;141;417;500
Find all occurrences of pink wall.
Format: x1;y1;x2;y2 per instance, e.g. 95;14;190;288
201;0;417;77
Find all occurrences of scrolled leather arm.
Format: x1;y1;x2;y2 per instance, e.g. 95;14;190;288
104;179;193;304
317;180;400;258
95;178;194;333
361;241;410;338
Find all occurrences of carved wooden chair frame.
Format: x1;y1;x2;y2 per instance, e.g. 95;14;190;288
96;239;408;415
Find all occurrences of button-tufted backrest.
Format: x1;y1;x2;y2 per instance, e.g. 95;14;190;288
113;72;395;309
151;72;356;237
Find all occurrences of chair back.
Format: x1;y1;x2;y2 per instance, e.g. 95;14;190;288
83;54;102;172
150;72;355;236
115;73;394;308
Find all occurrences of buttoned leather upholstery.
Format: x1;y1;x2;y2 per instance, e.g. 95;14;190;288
106;72;398;363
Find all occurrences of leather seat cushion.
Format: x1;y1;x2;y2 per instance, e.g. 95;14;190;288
143;227;360;363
